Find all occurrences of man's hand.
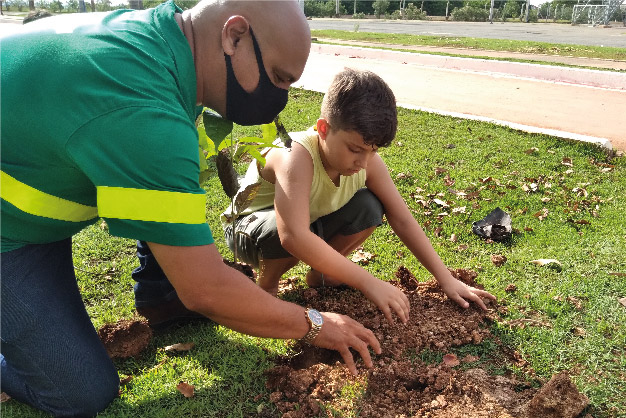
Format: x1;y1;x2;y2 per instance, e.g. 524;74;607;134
438;275;496;311
311;312;381;375
361;279;410;325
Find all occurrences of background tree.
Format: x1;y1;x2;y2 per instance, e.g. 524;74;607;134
373;0;390;17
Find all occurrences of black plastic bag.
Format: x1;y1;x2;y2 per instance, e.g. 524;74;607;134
472;207;512;242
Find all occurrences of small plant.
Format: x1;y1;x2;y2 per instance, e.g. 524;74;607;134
352;12;365;19
200;111;291;262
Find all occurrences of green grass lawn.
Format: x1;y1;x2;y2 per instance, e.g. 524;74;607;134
3;89;624;418
311;29;626;63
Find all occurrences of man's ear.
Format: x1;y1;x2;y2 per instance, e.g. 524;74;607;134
221;15;250;56
316;118;330;140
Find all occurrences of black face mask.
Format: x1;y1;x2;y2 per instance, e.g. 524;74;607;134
224;28;288;126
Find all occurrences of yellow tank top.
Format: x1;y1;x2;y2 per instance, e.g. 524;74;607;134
222;129;367;223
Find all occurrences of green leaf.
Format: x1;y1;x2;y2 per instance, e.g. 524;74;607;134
237;136;265;144
261;123;278;143
203;109;233;152
198;127;217;159
247;146;266;167
218;138;234;152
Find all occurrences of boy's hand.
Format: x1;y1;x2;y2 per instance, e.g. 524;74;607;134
438;276;496;310
312;312;382;375
361;279;410;325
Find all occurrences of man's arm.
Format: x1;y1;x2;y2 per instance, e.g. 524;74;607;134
365;154;496;310
147;241;381;374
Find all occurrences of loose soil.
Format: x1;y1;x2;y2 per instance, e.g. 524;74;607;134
265;266;589;417
94;265;589;417
98;319;152;359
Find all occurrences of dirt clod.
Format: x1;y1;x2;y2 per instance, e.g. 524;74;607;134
526;371;589;418
98;319;152;359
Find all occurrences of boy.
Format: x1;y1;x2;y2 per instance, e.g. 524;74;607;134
223;68;495;325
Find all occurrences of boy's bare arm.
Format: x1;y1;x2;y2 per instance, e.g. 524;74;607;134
271;144;410;324
365;155;496;310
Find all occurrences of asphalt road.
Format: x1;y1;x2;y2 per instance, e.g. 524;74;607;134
309;18;626;48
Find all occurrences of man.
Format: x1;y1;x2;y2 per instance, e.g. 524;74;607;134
0;1;383;416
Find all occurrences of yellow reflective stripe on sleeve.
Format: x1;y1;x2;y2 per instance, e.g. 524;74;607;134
97;186;206;224
0;170;98;222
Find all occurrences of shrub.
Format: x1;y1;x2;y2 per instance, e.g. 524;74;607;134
451;5;489;22
373;0;389;18
304;0;338;18
353;12;366;19
404;3;427;20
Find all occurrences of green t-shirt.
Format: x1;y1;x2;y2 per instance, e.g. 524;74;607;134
0;1;213;252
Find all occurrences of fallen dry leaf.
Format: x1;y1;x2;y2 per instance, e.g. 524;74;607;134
505;284;517;293
609;272;626;277
619;297;626;308
562;157;573;167
533;208;549;221
491;254;507;267
1;392;11;403
433;199;449;208
530;259;562;271
120;375;133;386
177;381;195;398
524;147;539;154
566;297;583;311
164;342;195;353
449;233;458;243
461;354;480;363
442;353;460;367
351;248;375;265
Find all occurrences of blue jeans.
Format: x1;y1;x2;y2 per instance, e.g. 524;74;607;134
132;240;178;308
1;239;119;417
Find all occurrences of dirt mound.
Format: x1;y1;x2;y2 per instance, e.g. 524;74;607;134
98;319;152;359
265;267;589;417
223;258;257;281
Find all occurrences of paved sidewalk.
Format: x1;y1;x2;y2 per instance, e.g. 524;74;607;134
295;43;626;151
317;38;626;71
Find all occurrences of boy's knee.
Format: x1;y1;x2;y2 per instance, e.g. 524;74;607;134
352;189;384;219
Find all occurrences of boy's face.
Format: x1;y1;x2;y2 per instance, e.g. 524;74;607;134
317;119;378;177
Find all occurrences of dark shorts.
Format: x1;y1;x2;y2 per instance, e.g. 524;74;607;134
223;188;384;267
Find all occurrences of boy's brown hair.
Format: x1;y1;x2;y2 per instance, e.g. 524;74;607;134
320;68;397;148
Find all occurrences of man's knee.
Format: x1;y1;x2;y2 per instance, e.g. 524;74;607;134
58;365;119;416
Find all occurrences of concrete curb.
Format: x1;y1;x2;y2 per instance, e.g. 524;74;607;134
398;102;613;150
312;44;626;91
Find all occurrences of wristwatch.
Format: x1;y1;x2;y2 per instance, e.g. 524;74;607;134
301;308;323;344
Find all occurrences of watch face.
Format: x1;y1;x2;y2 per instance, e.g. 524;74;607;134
308;309;323;326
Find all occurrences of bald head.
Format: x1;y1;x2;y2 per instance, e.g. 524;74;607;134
182;0;311;116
